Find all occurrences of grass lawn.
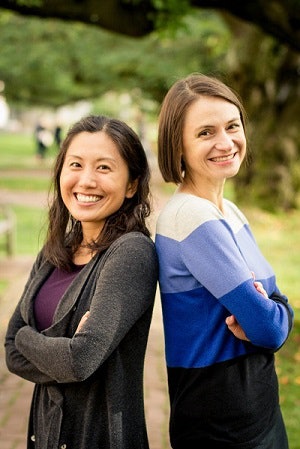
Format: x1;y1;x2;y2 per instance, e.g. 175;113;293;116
1;131;300;448
0;131;57;169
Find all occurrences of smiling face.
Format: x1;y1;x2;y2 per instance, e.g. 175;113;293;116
60;131;136;241
181;96;246;194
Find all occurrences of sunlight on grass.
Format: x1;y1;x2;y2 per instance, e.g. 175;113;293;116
0;131;57;169
15;205;47;255
0;205;47;257
0;279;8;297
243;207;300;320
276;321;300;449
0;177;51;191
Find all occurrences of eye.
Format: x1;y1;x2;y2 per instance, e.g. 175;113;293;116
97;164;111;171
227;122;241;131
197;129;212;137
70;161;81;168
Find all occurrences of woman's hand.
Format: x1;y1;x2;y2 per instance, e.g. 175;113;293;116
253;280;268;298
75;311;90;334
225;273;269;341
225;315;250;341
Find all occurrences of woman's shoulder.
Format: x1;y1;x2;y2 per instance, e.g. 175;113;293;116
157;193;224;240
114;231;154;245
224;199;249;225
160;192;222;216
108;232;156;258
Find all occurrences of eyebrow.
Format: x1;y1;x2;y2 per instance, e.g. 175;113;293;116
194;117;241;131
65;154;117;163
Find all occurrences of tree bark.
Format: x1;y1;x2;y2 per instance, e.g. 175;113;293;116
222;14;300;210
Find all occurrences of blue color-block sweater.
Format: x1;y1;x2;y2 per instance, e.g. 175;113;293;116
155;193;293;448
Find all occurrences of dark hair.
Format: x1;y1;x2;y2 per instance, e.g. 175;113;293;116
43;115;151;270
158;73;247;184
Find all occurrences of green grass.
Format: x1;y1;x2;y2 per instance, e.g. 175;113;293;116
12;205;47;254
244;207;300;319
0;131;57;169
0;177;51;191
1;130;300;448
0;279;8;297
277;320;300;449
0;205;46;257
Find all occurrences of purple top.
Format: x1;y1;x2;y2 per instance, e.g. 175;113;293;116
34;265;84;331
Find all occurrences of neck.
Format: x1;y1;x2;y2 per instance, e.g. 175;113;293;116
179;179;225;212
73;245;94;265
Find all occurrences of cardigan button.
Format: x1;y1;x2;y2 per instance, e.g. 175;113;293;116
30;435;36;441
60;445;67;449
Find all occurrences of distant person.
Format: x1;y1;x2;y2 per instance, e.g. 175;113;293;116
5;114;158;449
155;73;294;448
54;125;62;149
34;122;53;160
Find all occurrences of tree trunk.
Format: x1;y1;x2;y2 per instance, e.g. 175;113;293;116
222;14;300;211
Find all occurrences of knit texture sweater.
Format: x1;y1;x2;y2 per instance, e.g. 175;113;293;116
5;232;158;449
155;193;293;448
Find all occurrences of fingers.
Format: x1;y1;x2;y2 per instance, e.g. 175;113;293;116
254;281;268;298
225;315;250;342
225;315;236;325
75;311;90;334
82;311;90;320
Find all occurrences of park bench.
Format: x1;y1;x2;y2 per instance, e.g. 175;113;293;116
0;205;15;256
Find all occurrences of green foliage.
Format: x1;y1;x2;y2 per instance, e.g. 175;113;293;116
15;0;43;5
0;8;229;106
223;18;300;211
150;0;190;33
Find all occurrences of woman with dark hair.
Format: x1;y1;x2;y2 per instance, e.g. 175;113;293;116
5;115;158;449
155;74;293;449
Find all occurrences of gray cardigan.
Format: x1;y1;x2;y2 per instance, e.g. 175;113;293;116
5;232;158;449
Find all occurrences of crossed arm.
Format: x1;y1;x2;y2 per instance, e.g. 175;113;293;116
226;276;268;341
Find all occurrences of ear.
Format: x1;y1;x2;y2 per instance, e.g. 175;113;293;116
125;178;139;198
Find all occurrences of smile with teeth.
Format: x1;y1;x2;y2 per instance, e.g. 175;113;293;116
75;193;102;203
210;153;236;162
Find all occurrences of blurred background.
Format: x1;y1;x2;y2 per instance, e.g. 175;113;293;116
0;1;299;448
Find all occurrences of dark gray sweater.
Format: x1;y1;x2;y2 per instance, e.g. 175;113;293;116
5;232;158;449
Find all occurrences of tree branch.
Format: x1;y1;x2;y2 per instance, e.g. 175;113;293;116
1;0;300;50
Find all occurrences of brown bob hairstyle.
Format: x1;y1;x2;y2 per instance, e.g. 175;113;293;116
158;73;247;184
43;115;151;271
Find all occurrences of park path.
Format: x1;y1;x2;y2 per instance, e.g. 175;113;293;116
0;181;172;449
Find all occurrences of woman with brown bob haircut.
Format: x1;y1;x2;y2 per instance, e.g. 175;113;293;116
158;73;247;185
155;74;293;449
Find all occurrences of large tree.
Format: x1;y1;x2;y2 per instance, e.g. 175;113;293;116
0;10;228;106
1;0;300;51
1;1;300;211
222;14;300;211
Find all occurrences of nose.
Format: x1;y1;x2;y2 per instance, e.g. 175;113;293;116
214;130;234;151
78;168;97;188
